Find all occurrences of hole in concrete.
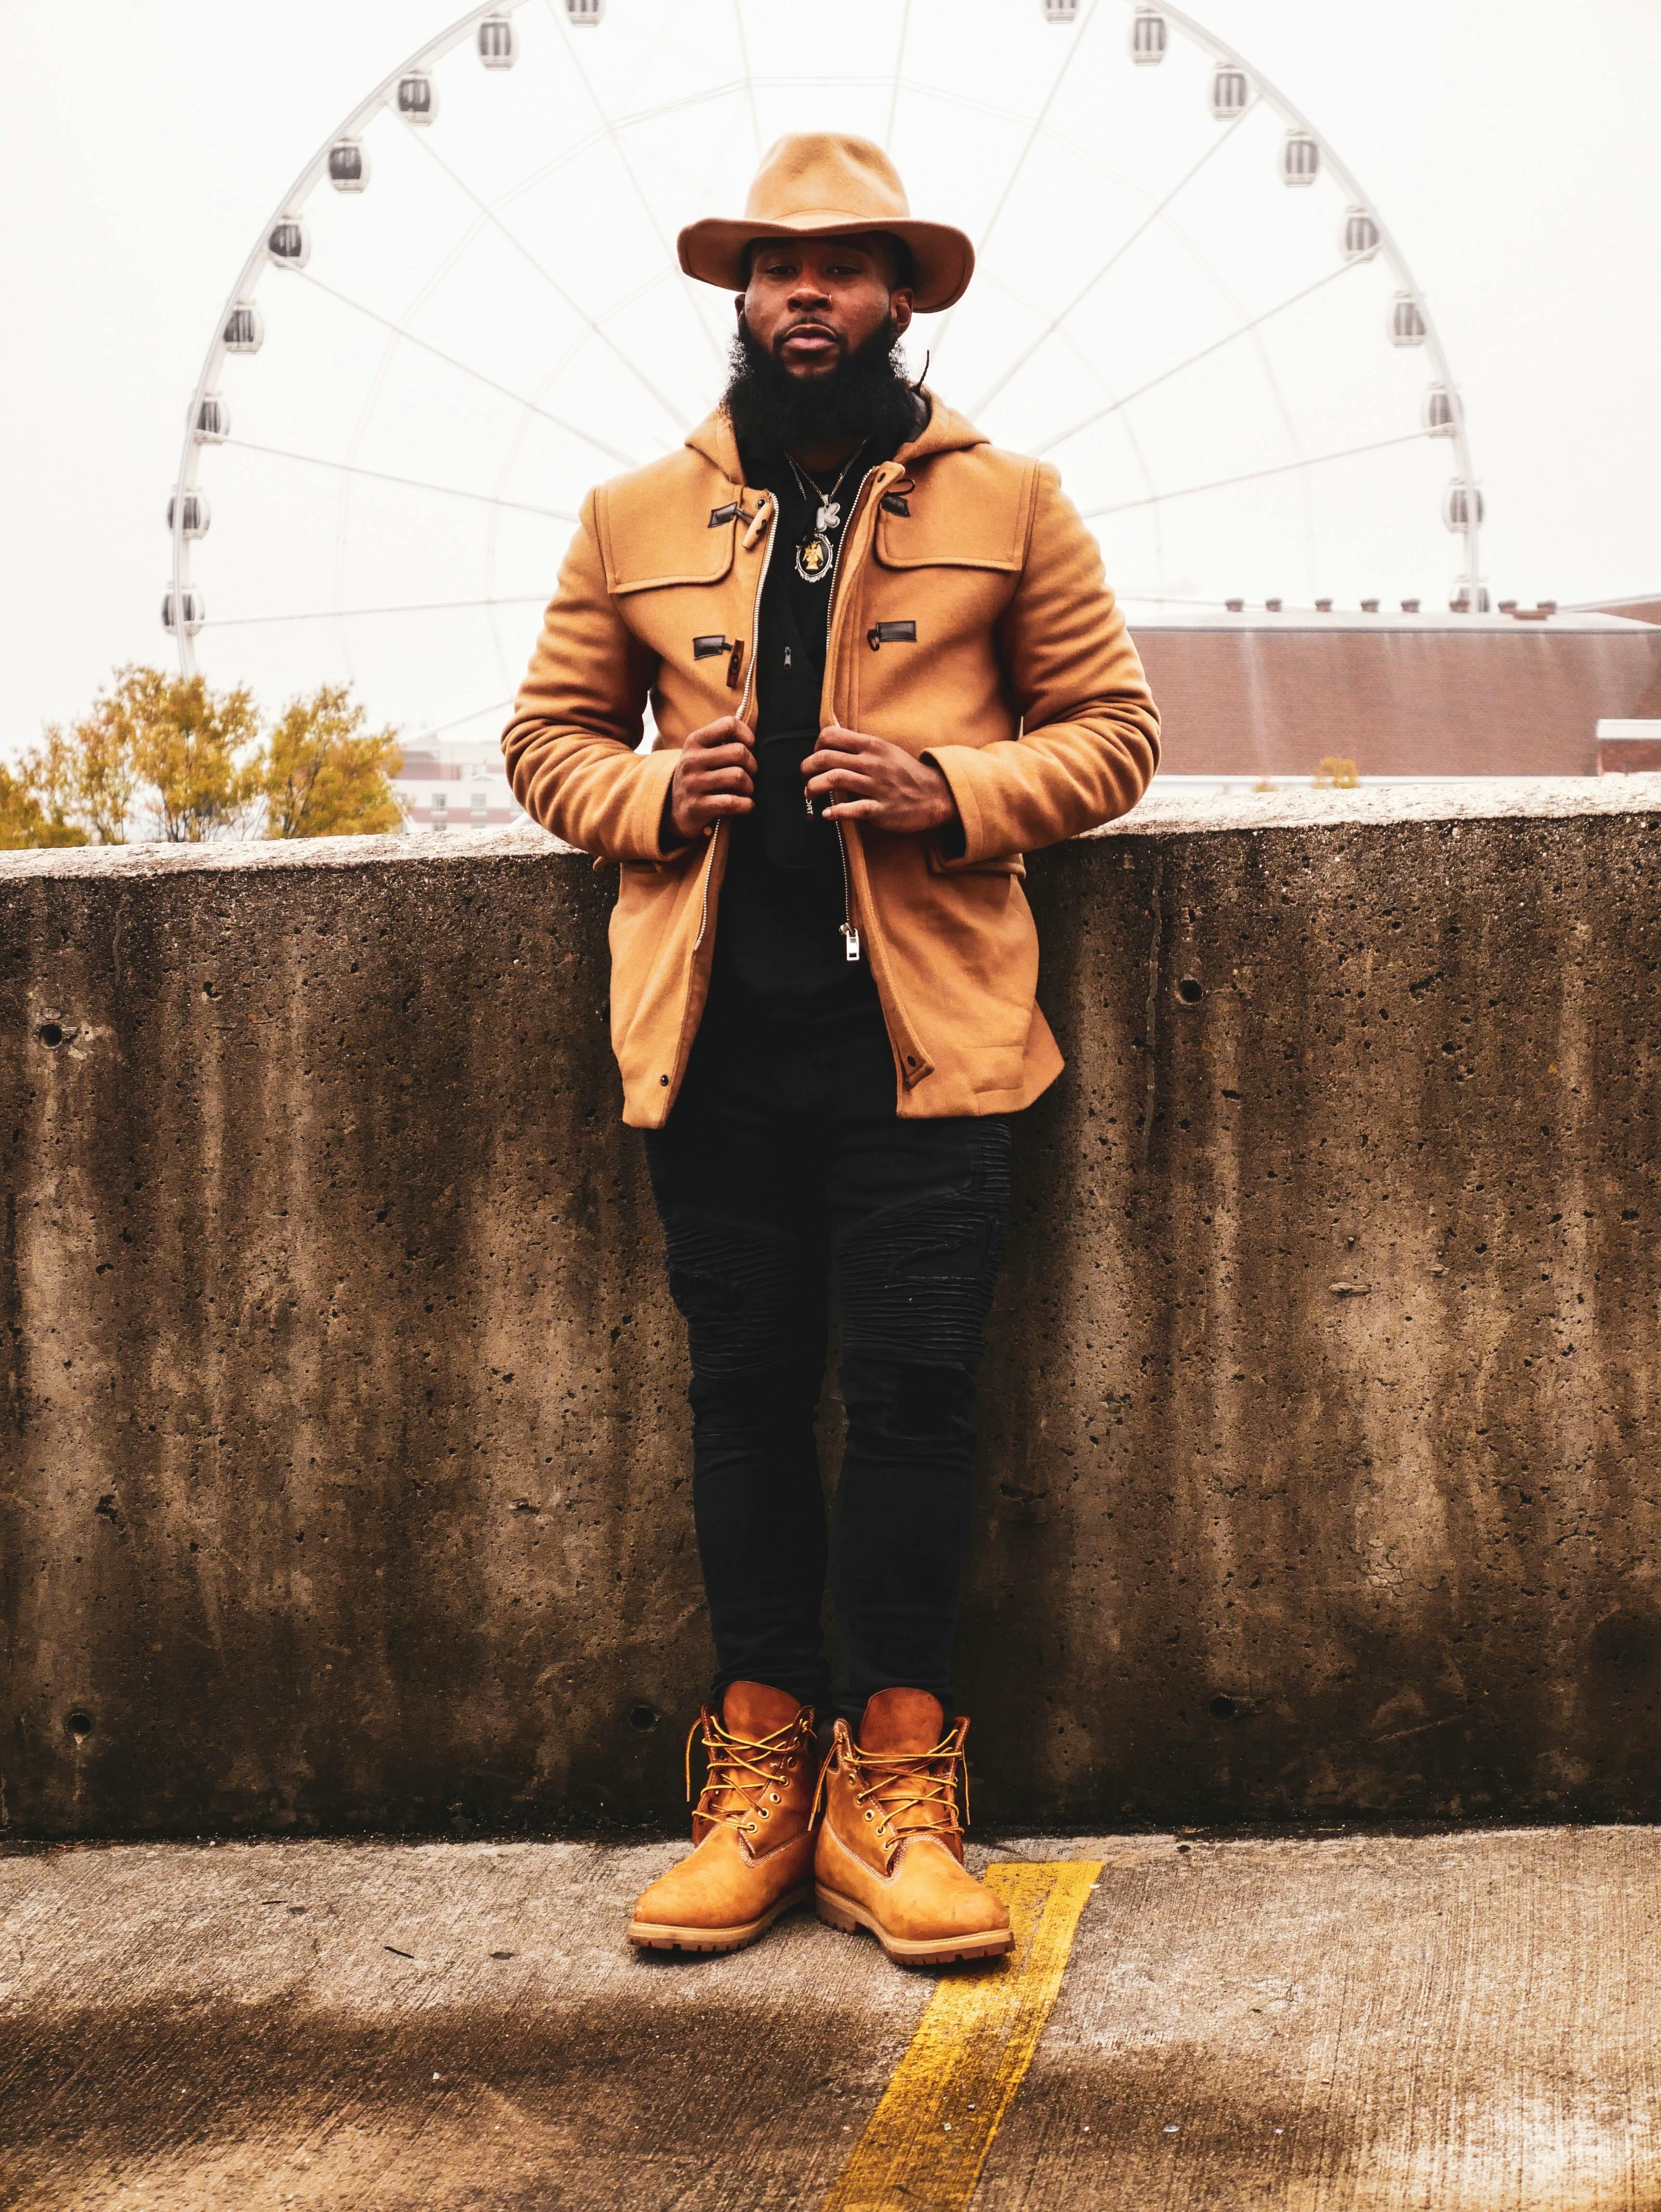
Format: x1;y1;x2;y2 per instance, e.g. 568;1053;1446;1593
1176;978;1203;1005
629;1703;660;1732
37;1022;65;1049
65;1708;94;1743
1209;1694;1241;1720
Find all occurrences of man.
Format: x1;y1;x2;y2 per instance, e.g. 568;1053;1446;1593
503;134;1158;1966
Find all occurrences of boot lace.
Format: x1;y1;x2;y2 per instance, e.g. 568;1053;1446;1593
685;1708;814;1839
814;1720;971;1865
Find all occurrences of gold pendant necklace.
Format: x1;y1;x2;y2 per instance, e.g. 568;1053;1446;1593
788;447;864;585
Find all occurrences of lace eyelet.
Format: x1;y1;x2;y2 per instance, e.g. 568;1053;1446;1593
864;1810;874;1821
760;1807;771;1818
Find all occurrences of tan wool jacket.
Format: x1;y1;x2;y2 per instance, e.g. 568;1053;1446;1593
502;395;1160;1128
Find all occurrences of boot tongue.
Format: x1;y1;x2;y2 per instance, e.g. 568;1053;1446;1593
858;1687;946;1754
722;1681;806;1740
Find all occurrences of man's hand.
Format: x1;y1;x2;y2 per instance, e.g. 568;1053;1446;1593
802;725;961;836
665;715;756;844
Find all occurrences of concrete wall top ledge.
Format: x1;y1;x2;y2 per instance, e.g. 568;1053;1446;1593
1;776;1658;889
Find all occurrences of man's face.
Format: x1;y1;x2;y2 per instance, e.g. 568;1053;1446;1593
737;235;915;381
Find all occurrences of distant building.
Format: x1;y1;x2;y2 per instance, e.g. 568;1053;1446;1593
396;734;524;833
1130;606;1661;780
391;600;1661;817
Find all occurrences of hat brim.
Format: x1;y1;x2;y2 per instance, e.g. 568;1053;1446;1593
677;214;974;314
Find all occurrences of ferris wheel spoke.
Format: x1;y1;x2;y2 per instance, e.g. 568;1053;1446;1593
221;438;578;524
933;0;1105;354
1081;429;1433;520
419;698;517;738
731;1;763;159
207;596;552;631
971;112;1248;418
545;0;729;377
296;271;638;470
1036;259;1358;457
409;131;692;434
883;0;914;151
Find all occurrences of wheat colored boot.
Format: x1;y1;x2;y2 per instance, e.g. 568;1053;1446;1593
627;1683;819;1954
813;1687;1014;1966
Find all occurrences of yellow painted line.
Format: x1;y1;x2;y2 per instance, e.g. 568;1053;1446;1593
820;1859;1103;2212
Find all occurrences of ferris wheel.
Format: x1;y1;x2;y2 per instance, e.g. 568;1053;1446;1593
165;0;1483;763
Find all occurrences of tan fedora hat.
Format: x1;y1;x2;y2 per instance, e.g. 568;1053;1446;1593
677;132;974;314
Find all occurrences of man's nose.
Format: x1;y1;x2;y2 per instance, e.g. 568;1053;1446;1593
788;278;831;309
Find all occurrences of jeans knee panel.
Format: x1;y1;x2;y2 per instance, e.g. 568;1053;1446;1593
659;1209;816;1379
835;1169;1010;1369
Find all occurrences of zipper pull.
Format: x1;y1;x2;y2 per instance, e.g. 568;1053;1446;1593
842;924;861;962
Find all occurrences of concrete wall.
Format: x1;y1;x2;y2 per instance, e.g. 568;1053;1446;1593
2;783;1659;1838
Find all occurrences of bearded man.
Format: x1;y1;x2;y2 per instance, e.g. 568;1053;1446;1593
503;134;1159;1966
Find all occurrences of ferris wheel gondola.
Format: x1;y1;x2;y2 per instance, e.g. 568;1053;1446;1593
167;0;1483;772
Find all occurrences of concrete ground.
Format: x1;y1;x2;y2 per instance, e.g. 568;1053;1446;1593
2;1827;1658;2210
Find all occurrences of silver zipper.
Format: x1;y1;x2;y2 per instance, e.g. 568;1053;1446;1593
823;466;883;964
693;491;775;953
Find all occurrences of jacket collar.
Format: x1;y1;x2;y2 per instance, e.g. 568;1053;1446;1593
683;388;988;487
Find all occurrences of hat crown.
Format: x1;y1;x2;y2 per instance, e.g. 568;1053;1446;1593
742;132;911;229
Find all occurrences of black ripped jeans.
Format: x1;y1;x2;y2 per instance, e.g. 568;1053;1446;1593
643;1007;1012;1725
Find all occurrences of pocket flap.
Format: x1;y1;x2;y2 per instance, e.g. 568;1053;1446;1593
874;451;1034;572
598;467;740;596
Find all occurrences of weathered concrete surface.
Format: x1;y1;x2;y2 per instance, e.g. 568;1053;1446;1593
1;781;1660;1835
2;1828;1658;2209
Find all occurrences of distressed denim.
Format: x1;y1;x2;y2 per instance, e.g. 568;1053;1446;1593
643;1009;1012;1723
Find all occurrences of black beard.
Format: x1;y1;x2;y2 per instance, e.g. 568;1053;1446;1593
723;314;923;461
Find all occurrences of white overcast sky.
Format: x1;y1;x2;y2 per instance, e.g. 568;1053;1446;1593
1;0;1657;752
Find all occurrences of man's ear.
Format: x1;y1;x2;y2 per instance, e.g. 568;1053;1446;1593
734;293;748;328
890;290;916;339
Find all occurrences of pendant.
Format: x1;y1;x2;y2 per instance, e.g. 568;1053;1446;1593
795;531;833;583
816;500;842;532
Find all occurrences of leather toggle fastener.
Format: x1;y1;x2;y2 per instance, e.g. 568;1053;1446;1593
708;502;740;527
725;640;744;690
867;620;917;652
880;492;910;515
693;634;730;661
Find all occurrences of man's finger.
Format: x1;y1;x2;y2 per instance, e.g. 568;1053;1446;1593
686;716;754;751
818;723;882;751
822;797;882;819
804;768;876;799
801;746;869;780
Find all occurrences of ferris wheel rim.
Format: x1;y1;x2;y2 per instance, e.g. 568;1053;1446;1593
170;0;1484;691
169;0;521;678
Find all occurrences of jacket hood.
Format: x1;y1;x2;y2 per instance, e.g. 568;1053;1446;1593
684;389;989;484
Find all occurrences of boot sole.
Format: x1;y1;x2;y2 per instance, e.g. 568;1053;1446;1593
815;1881;1015;1966
627;1882;811;1955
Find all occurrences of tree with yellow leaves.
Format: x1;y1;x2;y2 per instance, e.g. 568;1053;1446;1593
262;685;403;839
0;764;86;850
5;667;404;845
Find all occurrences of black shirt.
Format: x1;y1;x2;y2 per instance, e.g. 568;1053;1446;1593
701;434;903;1108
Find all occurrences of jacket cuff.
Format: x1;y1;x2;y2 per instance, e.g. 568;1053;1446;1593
627;749;686;864
921;745;990;868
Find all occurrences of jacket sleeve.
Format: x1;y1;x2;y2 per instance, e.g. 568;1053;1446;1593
921;463;1160;864
500;489;682;863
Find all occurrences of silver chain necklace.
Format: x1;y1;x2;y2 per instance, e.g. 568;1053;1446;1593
786;444;866;585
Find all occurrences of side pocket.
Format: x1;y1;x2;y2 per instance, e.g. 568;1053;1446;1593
926;845;1026;880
